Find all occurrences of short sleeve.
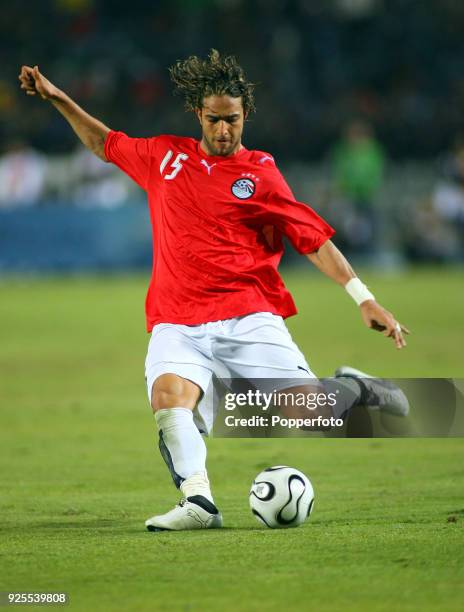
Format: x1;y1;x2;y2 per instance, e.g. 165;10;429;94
104;130;155;190
260;170;335;254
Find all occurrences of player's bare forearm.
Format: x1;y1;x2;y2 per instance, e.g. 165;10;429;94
306;240;410;349
306;240;355;286
19;65;110;161
50;92;110;161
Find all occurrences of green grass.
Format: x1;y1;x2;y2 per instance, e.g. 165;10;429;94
1;268;463;611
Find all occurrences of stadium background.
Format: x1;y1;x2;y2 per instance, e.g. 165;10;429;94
1;1;463;611
2;0;464;268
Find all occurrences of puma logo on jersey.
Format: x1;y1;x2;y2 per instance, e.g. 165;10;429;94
201;159;217;175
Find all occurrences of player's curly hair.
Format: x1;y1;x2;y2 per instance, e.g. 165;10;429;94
169;49;256;114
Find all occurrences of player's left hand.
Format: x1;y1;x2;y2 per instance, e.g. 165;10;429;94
360;300;410;349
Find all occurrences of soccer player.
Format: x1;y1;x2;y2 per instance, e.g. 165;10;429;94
19;50;409;531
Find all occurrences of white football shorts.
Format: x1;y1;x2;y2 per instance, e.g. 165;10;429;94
144;312;316;434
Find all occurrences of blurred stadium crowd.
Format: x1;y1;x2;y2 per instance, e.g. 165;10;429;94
2;0;464;266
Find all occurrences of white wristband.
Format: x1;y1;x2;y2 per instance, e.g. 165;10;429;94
345;277;375;306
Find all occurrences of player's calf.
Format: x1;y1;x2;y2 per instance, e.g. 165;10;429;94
147;374;220;530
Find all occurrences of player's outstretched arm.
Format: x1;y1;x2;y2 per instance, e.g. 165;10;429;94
18;65;110;161
306;240;410;349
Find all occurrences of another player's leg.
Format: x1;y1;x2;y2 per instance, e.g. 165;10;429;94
145;373;223;532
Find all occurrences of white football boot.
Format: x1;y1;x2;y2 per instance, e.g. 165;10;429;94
145;495;223;532
335;366;409;417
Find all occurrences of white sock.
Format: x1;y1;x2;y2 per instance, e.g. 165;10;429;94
155;407;214;503
180;472;213;504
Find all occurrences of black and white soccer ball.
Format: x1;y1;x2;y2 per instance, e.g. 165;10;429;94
249;466;314;529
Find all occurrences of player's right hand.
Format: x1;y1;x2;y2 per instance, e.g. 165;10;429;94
18;65;59;100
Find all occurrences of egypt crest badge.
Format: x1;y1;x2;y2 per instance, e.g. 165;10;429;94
231;178;256;200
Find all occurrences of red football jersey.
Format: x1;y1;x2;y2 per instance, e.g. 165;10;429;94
104;132;335;331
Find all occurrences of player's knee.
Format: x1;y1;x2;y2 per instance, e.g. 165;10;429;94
151;373;201;412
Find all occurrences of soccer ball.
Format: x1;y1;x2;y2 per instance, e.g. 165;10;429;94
249;466;314;529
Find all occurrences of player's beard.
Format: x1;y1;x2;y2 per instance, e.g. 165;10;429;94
203;133;239;157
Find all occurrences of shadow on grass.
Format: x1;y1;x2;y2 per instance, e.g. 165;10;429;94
0;519;123;532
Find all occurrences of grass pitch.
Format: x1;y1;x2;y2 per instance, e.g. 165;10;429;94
1;268;463;611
